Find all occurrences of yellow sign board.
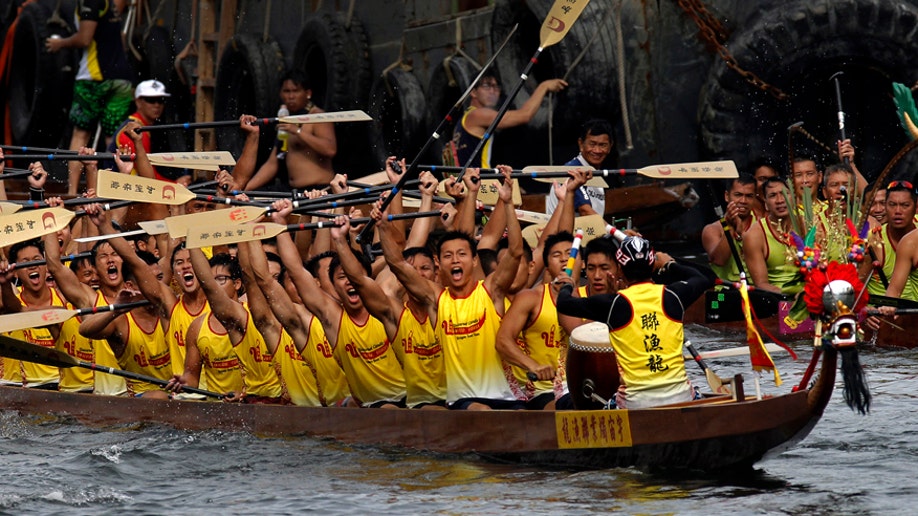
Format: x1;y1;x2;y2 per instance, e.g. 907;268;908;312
555;410;632;449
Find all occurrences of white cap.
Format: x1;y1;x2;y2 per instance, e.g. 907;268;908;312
134;80;171;99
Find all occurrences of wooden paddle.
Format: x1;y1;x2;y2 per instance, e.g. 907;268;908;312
97;170;266;206
4;151;236;171
75;206;269;243
682;342;787;360
0;207;76;248
0;334;222;399
685;341;731;394
868;294;918;310
0;300;150;332
354;23;520;246
434;160;738;181
185;210;443;248
135;110;372;132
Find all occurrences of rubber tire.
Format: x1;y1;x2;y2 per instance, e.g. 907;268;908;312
699;0;918;178
8;1;76;146
293;12;372;173
214;33;286;168
424;55;478;163
490;0;618;133
366;67;427;168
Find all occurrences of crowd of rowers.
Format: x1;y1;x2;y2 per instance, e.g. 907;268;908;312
0;110;721;411
702;138;918;332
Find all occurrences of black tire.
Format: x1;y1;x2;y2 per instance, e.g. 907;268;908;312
214;33;286;167
424;55;478;163
490;0;618;134
8;1;75;146
293;12;372;172
699;0;918;180
367;67;427;167
0;0;25;41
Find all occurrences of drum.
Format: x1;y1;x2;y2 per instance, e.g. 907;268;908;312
566;322;620;410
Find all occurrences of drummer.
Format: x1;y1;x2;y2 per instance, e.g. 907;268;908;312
555;236;712;409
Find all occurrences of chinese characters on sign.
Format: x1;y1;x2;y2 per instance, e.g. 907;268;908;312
555;411;633;449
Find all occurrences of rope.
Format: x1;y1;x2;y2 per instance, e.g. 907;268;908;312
613;0;633;150
345;0;355;29
452;17;481;69
263;0;272;42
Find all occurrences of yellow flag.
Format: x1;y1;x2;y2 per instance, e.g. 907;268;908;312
739;276;782;385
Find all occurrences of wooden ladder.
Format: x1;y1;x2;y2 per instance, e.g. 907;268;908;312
193;0;237;176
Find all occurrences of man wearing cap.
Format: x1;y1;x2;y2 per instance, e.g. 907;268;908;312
555;236;711;409
108;80;190;185
45;0;134;195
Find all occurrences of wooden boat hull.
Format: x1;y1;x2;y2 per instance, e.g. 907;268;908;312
0;347;837;471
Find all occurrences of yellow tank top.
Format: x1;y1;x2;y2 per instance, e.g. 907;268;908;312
196;315;244;397
272;329;321;406
52;288;94;392
167;296;210;377
760;218;804;294
120;310;171;394
437;281;519;403
232;308;283;398
335;311;406;406
393;305;445;407
610;283;691;407
514;286;568;398
6;287;59;387
91;291;128;396
302;314;349;405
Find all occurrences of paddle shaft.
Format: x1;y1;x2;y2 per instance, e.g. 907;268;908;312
831;72;849;166
136;118;275;132
2;153;140;161
12;252;92;271
74;359;222;398
1;145;78;154
685;342;729;394
354;24;519;246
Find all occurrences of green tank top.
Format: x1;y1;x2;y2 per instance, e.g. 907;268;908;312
760;218;803;295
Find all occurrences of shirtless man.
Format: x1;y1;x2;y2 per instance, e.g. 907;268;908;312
701;176;756;283
237;70;337;190
452;72;567;168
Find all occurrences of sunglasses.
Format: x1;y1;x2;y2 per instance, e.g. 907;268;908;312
886;180;915;192
140;97;166;104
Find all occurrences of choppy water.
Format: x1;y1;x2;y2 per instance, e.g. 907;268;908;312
1;325;917;515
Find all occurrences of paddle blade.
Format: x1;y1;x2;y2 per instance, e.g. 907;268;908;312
0;308;80;332
97;169;196;206
540;0;591;48
0;335;78;368
0;202;23;215
185;222;286;248
164;206;267;237
137;220;168;235
632;160;738;179
146;151;236;169
0;208;75;247
522;165;609;188
280;110;372;124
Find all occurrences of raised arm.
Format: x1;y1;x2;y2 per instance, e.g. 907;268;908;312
484;166;523;307
236;240;283;352
465;79;568;131
229;115;262;189
92;205;176;317
330;216;400;336
189;248;248;341
249;239;309;348
42;200;96;307
376;204;440;315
